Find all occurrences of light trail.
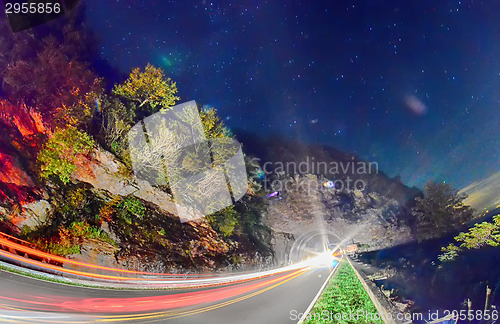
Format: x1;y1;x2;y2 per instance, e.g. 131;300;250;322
0;230;335;289
0;235;213;277
0;233;319;284
0;249;312;289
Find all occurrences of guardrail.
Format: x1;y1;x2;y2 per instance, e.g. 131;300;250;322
347;257;401;324
0;231;62;266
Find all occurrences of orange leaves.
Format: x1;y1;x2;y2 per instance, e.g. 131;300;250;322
1;100;35;136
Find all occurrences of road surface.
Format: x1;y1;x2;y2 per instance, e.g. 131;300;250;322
0;264;336;323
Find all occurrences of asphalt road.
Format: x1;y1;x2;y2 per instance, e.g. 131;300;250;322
0;265;334;323
165;266;333;324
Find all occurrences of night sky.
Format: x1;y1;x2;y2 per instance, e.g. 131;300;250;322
84;0;499;189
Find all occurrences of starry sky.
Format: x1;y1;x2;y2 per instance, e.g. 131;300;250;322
83;0;499;189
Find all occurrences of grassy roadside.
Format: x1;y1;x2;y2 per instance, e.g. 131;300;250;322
303;259;383;324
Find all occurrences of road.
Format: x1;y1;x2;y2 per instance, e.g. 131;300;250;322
164;266;333;324
0;263;337;323
0;232;341;323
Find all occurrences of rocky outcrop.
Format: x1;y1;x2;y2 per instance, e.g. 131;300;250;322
72;148;182;217
263;174;414;252
66;237;121;270
269;230;295;266
0;99;233;270
236;132;420;252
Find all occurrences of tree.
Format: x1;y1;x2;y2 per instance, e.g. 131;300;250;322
3;36;103;128
37;127;94;184
128;103;237;186
0;21;38;85
411;181;475;241
112;63;179;117
454;218;500;249
439;215;500;262
199;106;232;139
97;95;135;159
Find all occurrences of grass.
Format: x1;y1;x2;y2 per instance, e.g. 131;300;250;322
303;259;383;324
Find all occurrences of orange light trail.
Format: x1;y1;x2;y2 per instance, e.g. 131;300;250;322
0;235;211;277
0;247;307;287
0;249;156;281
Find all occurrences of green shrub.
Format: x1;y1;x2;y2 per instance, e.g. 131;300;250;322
38;127;94;184
206;206;239;237
45;242;81;256
116;197;145;225
68;221;116;246
32;238;81;256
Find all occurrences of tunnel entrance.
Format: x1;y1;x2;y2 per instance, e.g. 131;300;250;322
288;230;343;264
